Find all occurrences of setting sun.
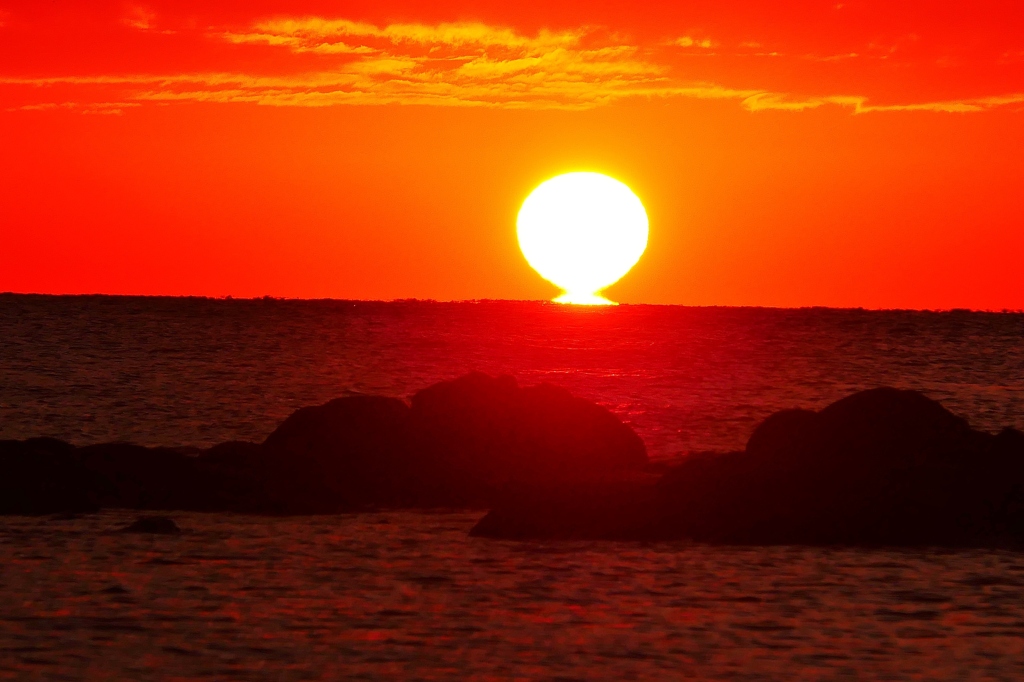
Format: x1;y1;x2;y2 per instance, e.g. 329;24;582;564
517;173;649;305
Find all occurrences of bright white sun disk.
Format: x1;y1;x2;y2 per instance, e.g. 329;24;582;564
517;172;648;305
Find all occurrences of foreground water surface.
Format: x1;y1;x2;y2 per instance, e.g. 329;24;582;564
2;295;1024;678
2;511;1023;680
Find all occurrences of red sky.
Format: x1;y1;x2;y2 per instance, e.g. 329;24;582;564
2;1;1023;308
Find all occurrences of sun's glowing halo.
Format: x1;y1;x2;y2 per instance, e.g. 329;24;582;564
517;172;648;305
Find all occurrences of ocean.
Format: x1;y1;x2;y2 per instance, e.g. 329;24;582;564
2;294;1023;678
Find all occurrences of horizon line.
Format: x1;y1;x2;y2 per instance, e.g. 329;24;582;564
2;291;1022;315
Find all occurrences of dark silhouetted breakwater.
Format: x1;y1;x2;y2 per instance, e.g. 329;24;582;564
473;388;1024;547
4;372;1024;548
0;373;646;515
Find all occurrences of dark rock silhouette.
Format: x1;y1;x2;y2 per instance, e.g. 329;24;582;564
469;476;661;540
256;395;414;510
121;516;181;534
246;373;647;510
8;377;1023;547
0;373;646;515
402;373;647;506
78;442;223;511
0;438;100;514
472;388;1024;547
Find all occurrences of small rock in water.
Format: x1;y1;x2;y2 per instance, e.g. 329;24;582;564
121;516;181;534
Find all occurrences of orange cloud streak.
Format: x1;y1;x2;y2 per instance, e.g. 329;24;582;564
4;17;1022;115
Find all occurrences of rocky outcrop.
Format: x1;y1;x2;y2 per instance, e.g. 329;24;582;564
238;372;647;511
472;388;1024;547
401;373;646;506
0;438;100;514
469;475;662;540
0;373;646;514
11;377;1021;547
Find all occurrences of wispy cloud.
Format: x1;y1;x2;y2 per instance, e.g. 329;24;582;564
4;17;1022;116
215;19;669;109
6;100;139;115
675;36;714;49
742;92;1024;113
228;17;584;51
123;5;156;31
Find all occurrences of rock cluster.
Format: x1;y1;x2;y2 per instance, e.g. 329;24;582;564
0;373;646;515
4;377;1023;547
473;388;1024;547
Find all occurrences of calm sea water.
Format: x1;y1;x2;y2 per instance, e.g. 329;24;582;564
2;294;1024;678
2;511;1024;680
2;294;1024;457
